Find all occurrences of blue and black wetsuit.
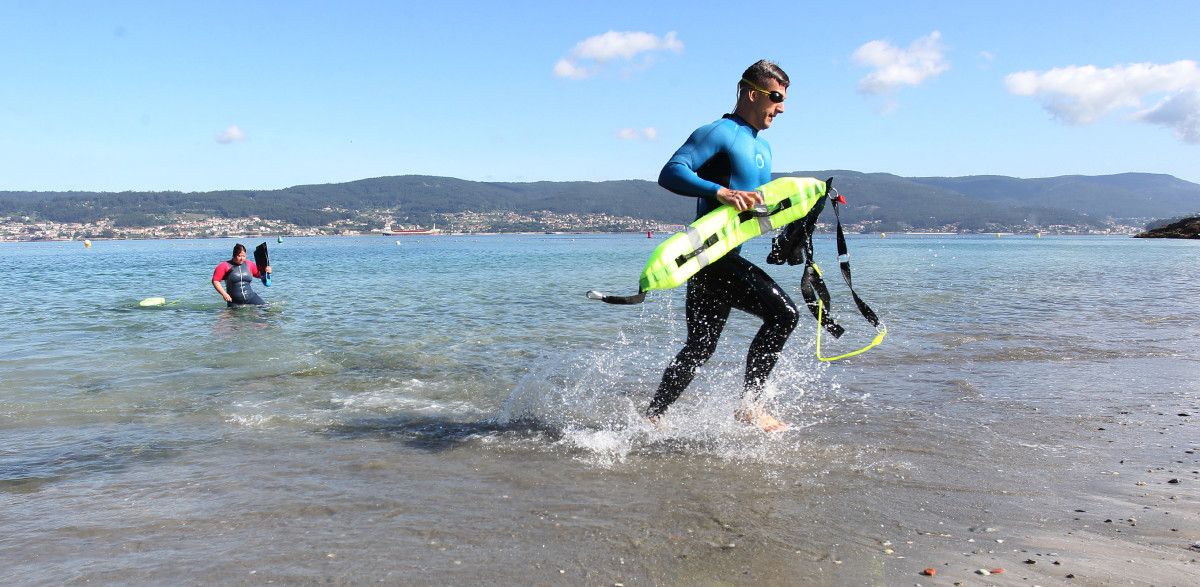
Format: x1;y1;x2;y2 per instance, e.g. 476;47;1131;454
648;114;799;417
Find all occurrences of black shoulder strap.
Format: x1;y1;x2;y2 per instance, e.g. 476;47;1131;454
830;195;882;329
765;178;845;337
801;262;845;338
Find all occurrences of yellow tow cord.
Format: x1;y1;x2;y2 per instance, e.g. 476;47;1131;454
812;262;887;362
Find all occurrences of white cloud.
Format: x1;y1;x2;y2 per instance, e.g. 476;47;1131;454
553;58;588;80
1005;60;1200;143
853;31;949;95
1137;89;1200;144
1003;60;1200;138
554;31;683;79
216;125;246;144
617;127;658;141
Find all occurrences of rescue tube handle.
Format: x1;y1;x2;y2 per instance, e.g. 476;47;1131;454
735;203;773;223
675;233;720;267
586;290;647;305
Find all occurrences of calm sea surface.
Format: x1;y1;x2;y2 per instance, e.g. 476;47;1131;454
2;234;1197;584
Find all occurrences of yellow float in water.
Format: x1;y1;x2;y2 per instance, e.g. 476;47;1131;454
83;239;92;248
138;297;167;307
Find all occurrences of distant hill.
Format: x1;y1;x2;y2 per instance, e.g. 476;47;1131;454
1134;216;1200;239
906;173;1200;219
0;176;693;228
781;170;1101;230
3;171;1199;231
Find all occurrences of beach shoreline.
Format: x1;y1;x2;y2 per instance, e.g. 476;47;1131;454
2;234;1195;585
3;395;1194;585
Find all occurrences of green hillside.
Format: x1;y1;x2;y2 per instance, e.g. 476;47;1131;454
3;171;1198;231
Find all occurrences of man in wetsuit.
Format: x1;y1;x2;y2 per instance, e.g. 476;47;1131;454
648;59;797;432
212;243;271;306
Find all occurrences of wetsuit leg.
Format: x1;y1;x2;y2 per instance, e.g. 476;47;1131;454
722;256;800;399
646;255;798;417
646;262;733;417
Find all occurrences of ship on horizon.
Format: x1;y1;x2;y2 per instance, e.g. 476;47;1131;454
382;226;443;236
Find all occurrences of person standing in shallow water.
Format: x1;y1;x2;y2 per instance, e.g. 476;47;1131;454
212;243;271;306
647;60;798;432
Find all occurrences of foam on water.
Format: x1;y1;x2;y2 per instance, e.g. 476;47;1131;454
493;312;847;468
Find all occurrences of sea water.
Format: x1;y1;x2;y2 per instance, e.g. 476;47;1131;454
1;234;1197;584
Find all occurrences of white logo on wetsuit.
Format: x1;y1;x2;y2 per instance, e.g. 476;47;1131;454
755;153;765;169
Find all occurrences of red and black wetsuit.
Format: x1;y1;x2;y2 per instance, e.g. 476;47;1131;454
213;260;265;306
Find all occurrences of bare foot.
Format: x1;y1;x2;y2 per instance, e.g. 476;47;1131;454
644;413;669;432
734;406;790;433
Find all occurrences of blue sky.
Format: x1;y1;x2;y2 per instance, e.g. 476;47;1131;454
2;0;1197;192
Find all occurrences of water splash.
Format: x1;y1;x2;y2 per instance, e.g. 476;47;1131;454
495;319;843;468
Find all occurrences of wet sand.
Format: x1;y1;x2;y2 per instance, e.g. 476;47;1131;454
3;402;1194;585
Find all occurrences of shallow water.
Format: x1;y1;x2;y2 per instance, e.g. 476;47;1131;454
2;234;1197;584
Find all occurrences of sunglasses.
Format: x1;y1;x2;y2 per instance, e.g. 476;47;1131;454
741;78;785;103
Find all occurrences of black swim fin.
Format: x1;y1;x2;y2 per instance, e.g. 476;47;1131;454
254;242;272;286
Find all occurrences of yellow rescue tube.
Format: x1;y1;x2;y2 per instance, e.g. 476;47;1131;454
587;177;828;304
638;176;827;293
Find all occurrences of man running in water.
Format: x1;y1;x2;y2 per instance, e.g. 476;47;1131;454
648;60;797;432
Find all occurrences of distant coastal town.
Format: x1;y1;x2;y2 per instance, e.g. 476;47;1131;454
1;209;683;242
1;208;1145;242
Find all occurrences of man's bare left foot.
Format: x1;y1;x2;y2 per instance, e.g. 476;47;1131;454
734;406;790;432
644;413;669;432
